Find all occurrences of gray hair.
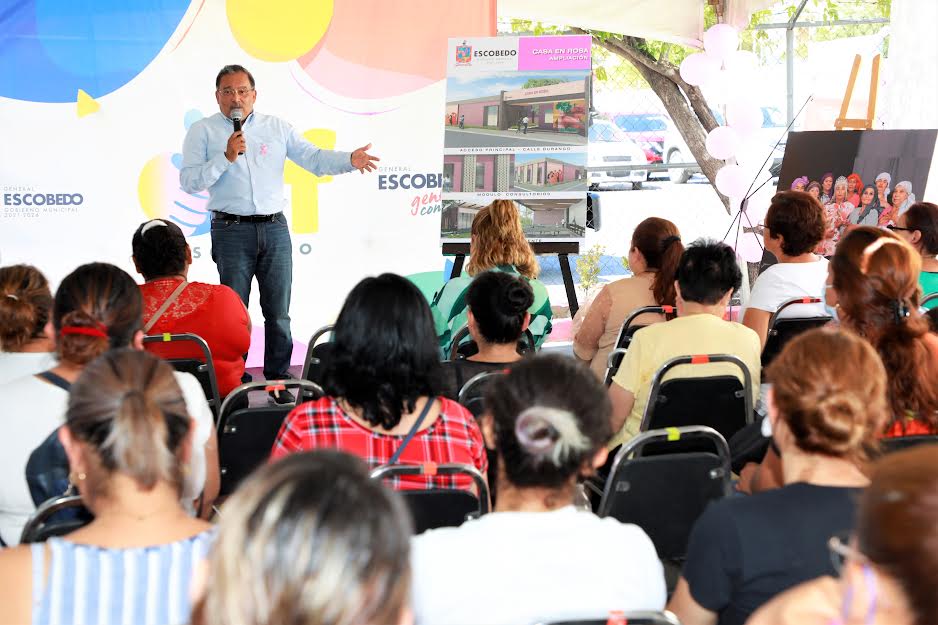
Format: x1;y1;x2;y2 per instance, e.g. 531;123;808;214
515;406;591;467
215;64;255;89
895;181;917;215
191;450;412;625
834;176;849;190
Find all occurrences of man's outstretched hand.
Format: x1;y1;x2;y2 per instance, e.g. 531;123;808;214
350;143;380;173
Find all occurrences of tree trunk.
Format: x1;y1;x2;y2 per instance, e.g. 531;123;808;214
576;29;731;214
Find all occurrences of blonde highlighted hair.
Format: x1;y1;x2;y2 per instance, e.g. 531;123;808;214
191;450;412;625
466;199;539;278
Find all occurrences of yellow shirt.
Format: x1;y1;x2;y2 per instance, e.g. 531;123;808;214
610;313;762;448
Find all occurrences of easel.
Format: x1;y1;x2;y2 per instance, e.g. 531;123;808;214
834;54;880;130
442;242;580;316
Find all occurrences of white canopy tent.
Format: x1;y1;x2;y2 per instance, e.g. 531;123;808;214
497;0;776;47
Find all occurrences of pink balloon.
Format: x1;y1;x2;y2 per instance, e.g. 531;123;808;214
706;126;740;160
703;24;739;62
728;228;765;263
715;164;748;198
724;50;758;75
679;52;720;87
726;101;763;135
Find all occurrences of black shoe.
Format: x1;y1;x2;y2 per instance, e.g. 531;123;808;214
268;388;296;406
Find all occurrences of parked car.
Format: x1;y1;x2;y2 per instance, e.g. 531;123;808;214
588;120;649;190
663;106;788;184
611;112;669;164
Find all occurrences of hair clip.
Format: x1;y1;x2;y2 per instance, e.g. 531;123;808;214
61;325;108;339
141;220;169;235
3;293;18;301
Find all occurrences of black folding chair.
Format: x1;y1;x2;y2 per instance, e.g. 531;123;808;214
448;325;536;361
217;379;324;497
143;333;221;417
761;297;831;367
457;369;508;419
370;463;489;534
880;434;938;454
640;353;754;447
300;324;335;388
603;305;676;386
20;495;91;544
598;426;731;561
532;611;681;625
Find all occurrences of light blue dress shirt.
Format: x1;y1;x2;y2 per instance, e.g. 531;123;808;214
180;112;355;216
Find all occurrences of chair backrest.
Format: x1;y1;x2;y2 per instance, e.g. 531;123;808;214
599;426;731;561
641;354;754;444
457;369;509;418
922;292;938;308
300;324;335;385
143;333;221;417
370;463;489;534
20;495;92;544
761;297;831;367
532;611;681;625
217;379;325;497
603;306;676;385
449;325;536;360
880;434;938;454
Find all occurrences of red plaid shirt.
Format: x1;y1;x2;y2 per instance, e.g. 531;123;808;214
271;396;488;491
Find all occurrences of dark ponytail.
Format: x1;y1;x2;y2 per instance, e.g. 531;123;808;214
466;271;534;344
131;219;189;280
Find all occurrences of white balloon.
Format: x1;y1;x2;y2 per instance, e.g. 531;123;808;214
726;101;763;136
705;68;741;105
703;24;739;61
679;52;721;87
705;126;741;160
715;164;749;197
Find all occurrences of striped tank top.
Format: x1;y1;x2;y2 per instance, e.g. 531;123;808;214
30;529;215;625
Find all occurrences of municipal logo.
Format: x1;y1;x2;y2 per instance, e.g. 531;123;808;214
456;41;472;64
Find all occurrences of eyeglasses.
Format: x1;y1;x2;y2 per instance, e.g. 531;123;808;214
828;534;867;574
217;87;254;97
886;225;913;232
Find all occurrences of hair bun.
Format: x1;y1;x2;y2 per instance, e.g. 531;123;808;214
514;406;590;467
810;391;868;453
502;281;532;314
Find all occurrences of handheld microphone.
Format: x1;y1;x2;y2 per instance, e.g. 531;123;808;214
231;107;244;155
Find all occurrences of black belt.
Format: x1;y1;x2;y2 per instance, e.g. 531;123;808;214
213;211;281;223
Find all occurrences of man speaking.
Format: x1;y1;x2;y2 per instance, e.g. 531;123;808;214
181;64;378;404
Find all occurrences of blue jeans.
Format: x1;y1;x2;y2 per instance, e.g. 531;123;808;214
210;213;293;380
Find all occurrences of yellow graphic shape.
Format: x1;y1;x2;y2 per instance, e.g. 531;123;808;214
284;129;336;234
226;0;333;62
77;89;100;117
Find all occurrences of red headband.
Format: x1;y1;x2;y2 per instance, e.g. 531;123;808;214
60;325;108;339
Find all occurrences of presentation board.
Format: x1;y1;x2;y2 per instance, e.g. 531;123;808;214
441;35;591;245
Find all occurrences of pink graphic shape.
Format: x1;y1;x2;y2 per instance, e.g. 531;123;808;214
518;35;592;71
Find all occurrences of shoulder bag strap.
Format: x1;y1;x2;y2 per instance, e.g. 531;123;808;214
387;398;436;466
143;280;188;333
35;370;72;391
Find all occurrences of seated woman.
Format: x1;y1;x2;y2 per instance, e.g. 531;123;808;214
608;241;761;447
440;271;532;400
889;201;938;310
667;328;886;625
132;219;250;397
412;354;665;625
0;349;214;624
191;450;411;625
748;445;938;625
816;176;854;257
430;199;551;355
0;263;218;544
847;184;882;228
573;217;683;380
826;227;938;436
0;264;55;384
742;191;829;347
271;273;487;491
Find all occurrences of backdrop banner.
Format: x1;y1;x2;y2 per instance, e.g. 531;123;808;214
0;0;495;364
